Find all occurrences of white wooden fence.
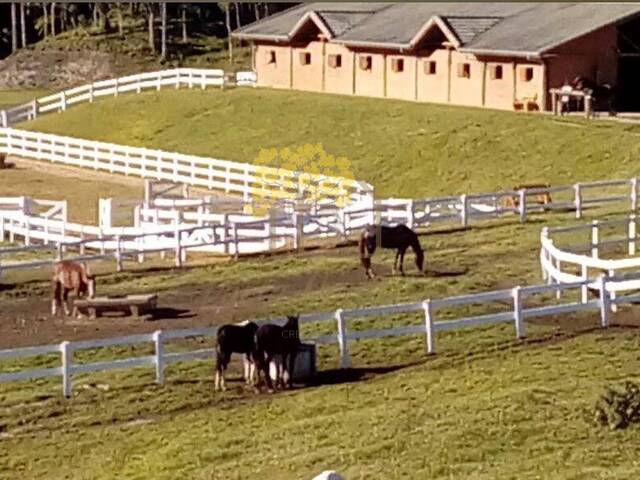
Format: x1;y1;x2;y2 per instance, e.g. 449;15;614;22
0;68;256;127
1;273;635;398
541;214;640;310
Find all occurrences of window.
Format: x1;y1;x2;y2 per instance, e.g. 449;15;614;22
457;63;471;78
266;50;276;65
520;66;534;82
328;54;342;69
424;60;437;75
491;65;503;80
299;52;311;66
391;58;404;73
359;55;372;71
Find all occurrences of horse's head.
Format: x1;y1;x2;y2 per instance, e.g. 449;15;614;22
284;315;300;342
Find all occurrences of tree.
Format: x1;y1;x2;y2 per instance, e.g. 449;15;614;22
20;2;26;48
181;4;187;43
11;2;17;52
42;2;49;38
160;2;167;60
146;3;155;53
224;3;232;62
50;2;56;36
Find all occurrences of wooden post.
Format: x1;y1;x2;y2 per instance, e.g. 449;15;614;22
423;300;435;354
460;194;469;228
60;91;67;111
573;183;582;219
599;275;610;327
31;99;38;120
153;330;165;385
233;223;239;260
608;269;617;312
555;258;562;299
115;235;123;272
61;341;72;398
581;265;589;303
406;199;414;229
631;177;638;212
512;287;524;339
114;78;119;97
89;84;94;103
629;214;637;256
174;227;182;268
335;308;350;368
518;189;527;223
0;110;7;127
591;220;599;258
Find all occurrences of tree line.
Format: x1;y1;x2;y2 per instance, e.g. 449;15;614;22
0;3;292;61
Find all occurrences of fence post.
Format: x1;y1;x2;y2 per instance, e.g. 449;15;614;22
115;235;123;272
407;199;415;229
176;70;181;89
31;99;38;120
0;110;7;127
56;242;63;261
460;194;469;228
233;222;239;260
573;183;582;219
174;227;182;268
89;83;94;103
629;214;637;256
61;341;72;398
153;330;165;385
423;300;435;354
608;269;617;312
114;78;119;97
512;287;525;339
598;275;610;328
631;177;638;212
518;189;527;223
335;308;350;368
581;265;589;304
293;212;303;252
591;220;599;258
0;215;4;241
60;91;67;111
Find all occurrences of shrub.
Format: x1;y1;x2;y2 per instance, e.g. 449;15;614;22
593;381;640;430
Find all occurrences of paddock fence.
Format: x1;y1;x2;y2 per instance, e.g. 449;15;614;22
0;273;635;398
0;68;257;127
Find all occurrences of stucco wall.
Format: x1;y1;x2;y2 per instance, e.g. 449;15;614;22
449;51;484;107
514;63;545;109
416;49;450;104
483;61;514;110
324;43;355;95
354;52;386;98
291;41;324;92
255;44;291;89
386;54;418;101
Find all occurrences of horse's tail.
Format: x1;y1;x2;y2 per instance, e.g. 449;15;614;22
358;230;372;270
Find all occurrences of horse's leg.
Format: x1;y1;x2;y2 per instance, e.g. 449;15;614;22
392;250;400;275
399;247;407;276
52;282;61;316
214;350;230;392
287;351;298;389
264;354;275;392
62;288;71;316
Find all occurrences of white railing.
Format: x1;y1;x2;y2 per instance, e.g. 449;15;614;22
0;127;373;206
1;274;632;398
0;68;256;127
540;215;640;309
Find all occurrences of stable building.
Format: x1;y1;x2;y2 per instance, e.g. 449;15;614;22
233;2;640;112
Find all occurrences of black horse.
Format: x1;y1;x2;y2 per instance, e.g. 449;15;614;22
359;224;424;279
214;321;259;391
571;76;616;115
254;315;300;391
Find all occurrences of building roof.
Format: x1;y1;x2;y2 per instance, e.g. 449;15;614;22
233;2;640;57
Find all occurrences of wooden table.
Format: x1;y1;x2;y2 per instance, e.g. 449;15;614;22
550;88;593;118
75;294;158;319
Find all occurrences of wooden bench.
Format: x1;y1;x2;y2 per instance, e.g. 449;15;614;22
75;294;158;319
501;183;552;209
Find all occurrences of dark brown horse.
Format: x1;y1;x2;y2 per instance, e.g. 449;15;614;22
51;260;95;317
359;224;424;279
214;321;259;392
254;315;300;391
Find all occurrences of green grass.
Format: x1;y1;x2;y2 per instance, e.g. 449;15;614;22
19;88;640;198
4;88;640;478
0;89;51;109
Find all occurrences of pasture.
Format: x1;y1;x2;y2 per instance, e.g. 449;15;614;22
2;85;640;478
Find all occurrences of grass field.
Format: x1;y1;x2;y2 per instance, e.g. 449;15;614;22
17;87;640;199
3;87;640;478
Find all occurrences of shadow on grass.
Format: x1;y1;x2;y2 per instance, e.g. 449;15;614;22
151;307;196;320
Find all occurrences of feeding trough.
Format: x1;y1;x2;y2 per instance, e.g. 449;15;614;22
268;342;317;383
74;294;158;320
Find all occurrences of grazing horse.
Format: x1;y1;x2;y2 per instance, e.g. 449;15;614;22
254;315;300;391
214;321;259;391
51;261;95;317
571;76;616;115
359;224;424;279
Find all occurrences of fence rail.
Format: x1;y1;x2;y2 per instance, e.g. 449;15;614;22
1;274;635;397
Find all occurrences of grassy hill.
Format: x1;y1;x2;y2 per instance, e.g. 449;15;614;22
18;87;640;198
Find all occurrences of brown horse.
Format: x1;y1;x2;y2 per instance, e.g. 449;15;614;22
359;224;424;279
52;260;96;317
254;315;300;391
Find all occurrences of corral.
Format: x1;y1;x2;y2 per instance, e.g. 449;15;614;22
3;65;640;480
